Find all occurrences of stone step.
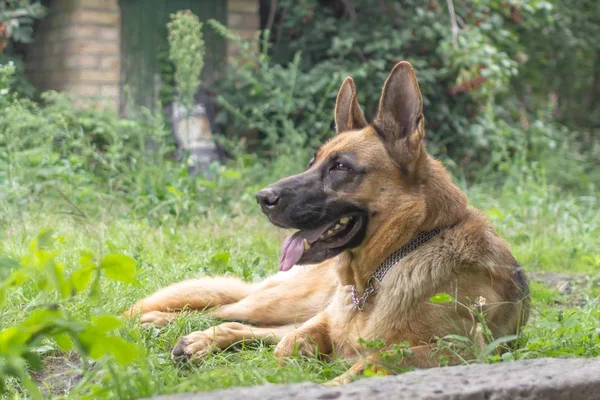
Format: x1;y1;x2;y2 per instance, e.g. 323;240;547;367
149;357;600;400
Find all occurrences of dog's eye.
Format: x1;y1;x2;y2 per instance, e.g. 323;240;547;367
333;162;350;172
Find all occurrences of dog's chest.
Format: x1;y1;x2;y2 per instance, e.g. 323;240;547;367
328;254;444;352
327;281;410;349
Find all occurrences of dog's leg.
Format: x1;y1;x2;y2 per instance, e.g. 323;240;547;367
273;311;333;362
138;311;180;327
211;263;337;326
324;344;467;386
171;322;297;361
124;277;254;326
126;263;336;328
210;285;332;327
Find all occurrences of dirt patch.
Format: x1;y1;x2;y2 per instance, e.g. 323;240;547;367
30;352;83;397
528;271;591;293
528;271;599;307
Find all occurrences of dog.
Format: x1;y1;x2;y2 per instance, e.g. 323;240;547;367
125;61;530;385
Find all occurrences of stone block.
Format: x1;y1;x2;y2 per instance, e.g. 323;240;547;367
228;0;258;14
70;9;119;25
149;357;600;400
99;55;119;70
73;69;119;82
64;55;99;69
69;40;119;55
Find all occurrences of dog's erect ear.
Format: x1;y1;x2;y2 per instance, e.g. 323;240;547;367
373;62;425;157
334;77;367;134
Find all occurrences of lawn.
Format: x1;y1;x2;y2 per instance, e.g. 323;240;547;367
1;161;598;399
2;1;599;396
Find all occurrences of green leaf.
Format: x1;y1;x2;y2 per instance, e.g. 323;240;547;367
83;334;140;365
0;327;24;354
53;333;72;352
430;293;455;303
79;251;95;268
22;350;42;370
37;229;55;250
71;266;95;293
91;315;123;333
0;257;19;270
103;336;141;365
442;334;472;344
100;254;137;283
209;252;230;271
44;262;71;298
482;335;519;358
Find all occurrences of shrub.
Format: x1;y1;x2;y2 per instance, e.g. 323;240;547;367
166;10;206;112
212;0;598;186
209;20;334;160
0;0;46;97
0;231;141;397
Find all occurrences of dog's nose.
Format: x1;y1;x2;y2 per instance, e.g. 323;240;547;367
256;188;280;209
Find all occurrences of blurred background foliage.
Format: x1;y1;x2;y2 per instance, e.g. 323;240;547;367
0;0;598;220
0;1;599;396
215;0;599;184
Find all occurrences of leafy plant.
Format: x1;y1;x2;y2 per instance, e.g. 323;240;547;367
0;0;46;44
209;20;337;159
429;293;524;364
0;230;141;398
213;0;597;183
0;0;46;97
167;10;206;112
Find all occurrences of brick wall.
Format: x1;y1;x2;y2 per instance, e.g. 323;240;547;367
26;0;260;111
227;0;260;59
27;0;119;110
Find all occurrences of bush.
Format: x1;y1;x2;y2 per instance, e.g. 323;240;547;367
0;62;309;224
167;10;206;111
212;0;599;186
0;0;46;97
209;21;335;159
0;230;141;398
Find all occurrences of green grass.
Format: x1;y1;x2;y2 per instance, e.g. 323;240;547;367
1;167;599;399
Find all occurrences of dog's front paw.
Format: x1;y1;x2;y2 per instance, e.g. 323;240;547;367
171;331;216;362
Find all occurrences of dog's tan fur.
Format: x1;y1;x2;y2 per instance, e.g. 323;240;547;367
125;62;529;385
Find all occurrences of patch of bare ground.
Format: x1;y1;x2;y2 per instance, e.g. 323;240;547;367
30;352;83;397
528;271;599;306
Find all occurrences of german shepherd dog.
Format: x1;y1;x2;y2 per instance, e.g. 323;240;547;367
125;62;530;385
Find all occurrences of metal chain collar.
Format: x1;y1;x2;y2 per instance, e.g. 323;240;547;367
351;227;445;310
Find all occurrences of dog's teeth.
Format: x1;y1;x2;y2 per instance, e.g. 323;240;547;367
340;217;350;225
303;239;311;251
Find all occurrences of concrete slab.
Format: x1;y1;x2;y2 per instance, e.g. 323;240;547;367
150;357;600;400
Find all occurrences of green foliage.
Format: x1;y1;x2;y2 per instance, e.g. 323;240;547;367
0;68;281;223
0;59;14;101
0;0;599;392
525;308;600;358
213;0;598;183
209;20;335;158
0;0;46;44
167;10;206;111
0;0;46;97
0;231;141;397
429;293;455;304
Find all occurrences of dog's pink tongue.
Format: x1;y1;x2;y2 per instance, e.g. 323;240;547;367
279;227;327;272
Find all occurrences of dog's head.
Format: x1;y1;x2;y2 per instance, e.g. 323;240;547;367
257;62;464;271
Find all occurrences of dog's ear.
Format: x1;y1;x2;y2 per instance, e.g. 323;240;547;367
334;77;367;134
373;62;425;164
